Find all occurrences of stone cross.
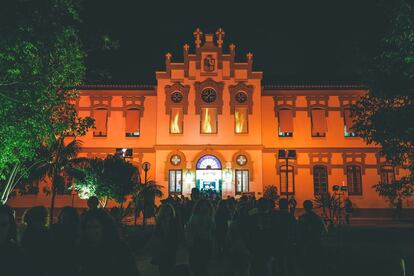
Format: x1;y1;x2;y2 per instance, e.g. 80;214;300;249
247;52;253;60
229;43;236;52
183;44;190;52
165;52;172;60
215;28;225;47
193;28;203;48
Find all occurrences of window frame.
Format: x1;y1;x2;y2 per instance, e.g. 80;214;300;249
168;169;183;195
235;169;249;195
279;165;295;195
93;108;108;137
380;165;395;185
125;108;141;137
346;165;363;195
169;107;184;134
313;165;328;195
234;107;249;134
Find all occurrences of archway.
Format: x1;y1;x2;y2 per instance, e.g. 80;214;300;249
196;155;222;197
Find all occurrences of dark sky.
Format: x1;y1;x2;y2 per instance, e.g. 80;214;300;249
83;0;389;84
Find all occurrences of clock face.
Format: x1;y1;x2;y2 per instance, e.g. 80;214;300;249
235;92;247;103
171;91;183;103
201;88;217;103
236;154;247;166
170;154;181;165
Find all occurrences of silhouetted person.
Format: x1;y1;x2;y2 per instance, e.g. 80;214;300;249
288;195;297;216
150;204;179;276
78;209;141;276
215;200;230;257
186;198;214;276
344;198;353;225
21;206;50;276
0;205;28;276
271;198;297;276
49;206;80;276
87;195;99;211
297;200;327;276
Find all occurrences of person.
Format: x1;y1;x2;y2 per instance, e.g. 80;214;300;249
394;198;403;220
288;195;297;216
87;196;100;211
78;209;141;276
344;198;353;225
297;200;328;276
214;200;230;258
21;206;50;276
271;198;297;276
49;206;81;276
0;205;28;276
186;198;215;276
149;204;179;276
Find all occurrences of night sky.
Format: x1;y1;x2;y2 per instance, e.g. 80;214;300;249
83;0;389;84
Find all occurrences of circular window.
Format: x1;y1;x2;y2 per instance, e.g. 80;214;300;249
235;92;247;103
171;92;183;103
236;154;247;166
170;154;181;165
201;88;217;103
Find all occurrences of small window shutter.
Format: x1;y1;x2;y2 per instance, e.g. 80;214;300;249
93;109;108;135
278;109;294;133
344;109;354;130
311;109;328;133
126;109;140;133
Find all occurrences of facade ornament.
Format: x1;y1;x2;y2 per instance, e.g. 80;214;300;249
215;28;225;47
193;28;203;48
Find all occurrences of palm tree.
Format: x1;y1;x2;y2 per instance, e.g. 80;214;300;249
30;137;87;224
133;180;163;226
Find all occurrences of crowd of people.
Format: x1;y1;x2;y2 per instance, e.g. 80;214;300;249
0;188;329;276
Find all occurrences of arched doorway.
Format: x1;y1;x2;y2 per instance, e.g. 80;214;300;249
196;155;222;196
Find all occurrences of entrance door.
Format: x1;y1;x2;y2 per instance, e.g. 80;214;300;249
195;154;223;197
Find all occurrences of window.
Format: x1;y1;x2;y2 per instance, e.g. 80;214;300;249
278;109;293;137
170;107;183;134
125;109;141;137
344;108;356;137
169;170;182;195
93;109;108;137
280;165;295;195
234;107;248;134
236;169;249;194
311;109;327;137
313;166;328;194
200;107;217;134
380;166;395;184
346;165;362;195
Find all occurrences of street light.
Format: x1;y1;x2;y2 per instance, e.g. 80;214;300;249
142;162;151;184
278;149;297;200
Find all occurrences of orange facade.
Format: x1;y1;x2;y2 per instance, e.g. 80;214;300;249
9;29;409;209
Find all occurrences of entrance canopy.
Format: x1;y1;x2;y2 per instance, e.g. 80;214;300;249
196;155;222;170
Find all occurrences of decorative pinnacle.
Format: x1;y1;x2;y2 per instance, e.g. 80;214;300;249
183;44;190;52
215;28;225;47
193;28;203;48
229;43;236;52
165;52;172;60
247;52;253;60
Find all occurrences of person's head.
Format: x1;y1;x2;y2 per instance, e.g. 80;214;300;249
23;206;48;229
191;187;200;201
82;209;118;244
58;206;79;226
0;205;17;244
87;196;99;210
192;198;213;218
279;198;288;211
303;200;314;212
156;204;176;225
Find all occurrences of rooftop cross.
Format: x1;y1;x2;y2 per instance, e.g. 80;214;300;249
247;52;253;60
165;52;172;60
193;28;203;48
215;28;225;47
229;43;236;52
183;44;190;51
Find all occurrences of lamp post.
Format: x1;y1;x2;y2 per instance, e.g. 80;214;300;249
142;162;151;184
332;184;348;224
278;149;297;201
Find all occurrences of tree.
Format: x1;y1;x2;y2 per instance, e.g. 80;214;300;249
132;181;163;226
353;0;414;197
373;179;414;207
263;185;279;205
74;155;139;208
29;138;87;224
0;0;94;200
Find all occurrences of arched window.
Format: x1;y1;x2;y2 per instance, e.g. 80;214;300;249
196;155;222;170
313;165;328;194
280;165;295;195
346;165;362;195
380;165;395;184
